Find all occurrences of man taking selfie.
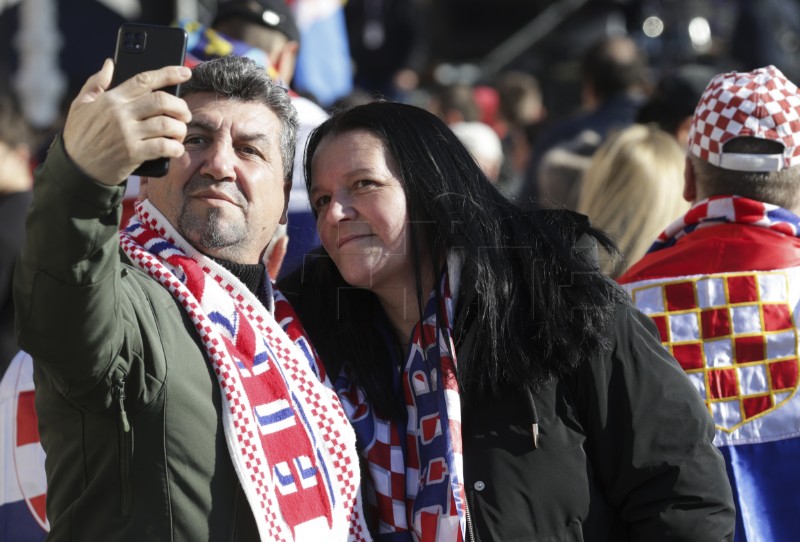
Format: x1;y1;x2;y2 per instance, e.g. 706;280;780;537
13;54;368;541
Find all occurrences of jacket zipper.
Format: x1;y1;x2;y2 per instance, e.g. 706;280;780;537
465;492;476;542
113;374;133;516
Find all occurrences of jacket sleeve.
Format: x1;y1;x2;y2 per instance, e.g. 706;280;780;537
573;304;736;541
13;134;129;399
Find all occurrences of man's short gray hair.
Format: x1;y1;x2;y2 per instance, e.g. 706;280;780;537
180;55;299;183
691;137;800;210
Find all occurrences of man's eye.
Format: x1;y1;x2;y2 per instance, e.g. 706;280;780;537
239;146;264;158
184;135;205;145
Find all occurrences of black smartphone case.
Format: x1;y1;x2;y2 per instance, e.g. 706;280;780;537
111;23;188;177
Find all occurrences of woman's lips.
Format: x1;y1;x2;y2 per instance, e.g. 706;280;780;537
337;233;373;249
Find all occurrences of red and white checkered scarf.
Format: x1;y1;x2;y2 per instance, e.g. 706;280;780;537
335;263;466;541
119;200;370;541
649;195;800;252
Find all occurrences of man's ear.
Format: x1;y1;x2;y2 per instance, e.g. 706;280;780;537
675;116;693;149
266;234;288;279
279;179;291;225
683;156;697;203
264;220;289;278
273;41;300;85
138;176;151;201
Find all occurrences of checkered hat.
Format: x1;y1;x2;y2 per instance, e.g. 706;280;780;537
688;65;800;172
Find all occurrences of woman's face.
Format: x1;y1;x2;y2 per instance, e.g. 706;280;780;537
309;129;414;291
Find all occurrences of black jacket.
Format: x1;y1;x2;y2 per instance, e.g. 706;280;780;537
459;303;735;541
279;221;735;541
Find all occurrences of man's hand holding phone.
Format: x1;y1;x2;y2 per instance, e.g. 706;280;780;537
63;60;192;186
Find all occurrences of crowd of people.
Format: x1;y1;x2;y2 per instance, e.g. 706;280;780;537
2;0;800;541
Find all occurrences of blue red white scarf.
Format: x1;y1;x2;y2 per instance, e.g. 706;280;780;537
649;195;800;252
335;266;466;541
119;200;369;541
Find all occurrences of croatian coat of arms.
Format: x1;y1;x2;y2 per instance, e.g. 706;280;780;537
630;271;799;433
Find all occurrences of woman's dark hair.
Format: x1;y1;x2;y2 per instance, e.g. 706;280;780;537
280;101;623;415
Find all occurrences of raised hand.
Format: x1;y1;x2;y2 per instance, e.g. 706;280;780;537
63;59;193;185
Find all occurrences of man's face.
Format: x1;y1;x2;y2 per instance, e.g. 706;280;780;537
145;92;290;264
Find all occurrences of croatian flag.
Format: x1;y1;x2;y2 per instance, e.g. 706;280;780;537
287;0;353;107
0;351;48;541
624;269;800;542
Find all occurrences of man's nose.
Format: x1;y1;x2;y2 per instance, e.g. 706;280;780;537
200;141;236;181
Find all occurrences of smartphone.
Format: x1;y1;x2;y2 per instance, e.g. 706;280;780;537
111;23;188;177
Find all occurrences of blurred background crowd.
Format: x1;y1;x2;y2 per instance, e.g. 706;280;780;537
3;1;800;539
2;0;799;153
2;0;800;375
2;0;800;361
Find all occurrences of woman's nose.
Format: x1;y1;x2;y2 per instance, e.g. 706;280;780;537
323;194;357;226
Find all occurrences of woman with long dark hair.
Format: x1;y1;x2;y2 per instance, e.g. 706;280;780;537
279;101;734;541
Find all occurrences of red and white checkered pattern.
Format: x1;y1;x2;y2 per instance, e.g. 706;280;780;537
630;271;799;432
688;65;800;171
649;195;800;252
334;270;465;542
120;201;369;541
271;296;368;540
364;421;409;532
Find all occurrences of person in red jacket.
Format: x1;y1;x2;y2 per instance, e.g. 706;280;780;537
619;65;800;542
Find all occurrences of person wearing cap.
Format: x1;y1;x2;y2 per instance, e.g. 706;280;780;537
211;0;302;82
180;0;330;279
620;65;800;541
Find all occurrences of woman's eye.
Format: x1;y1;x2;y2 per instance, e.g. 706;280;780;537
315;195;331;209
354;179;376;189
